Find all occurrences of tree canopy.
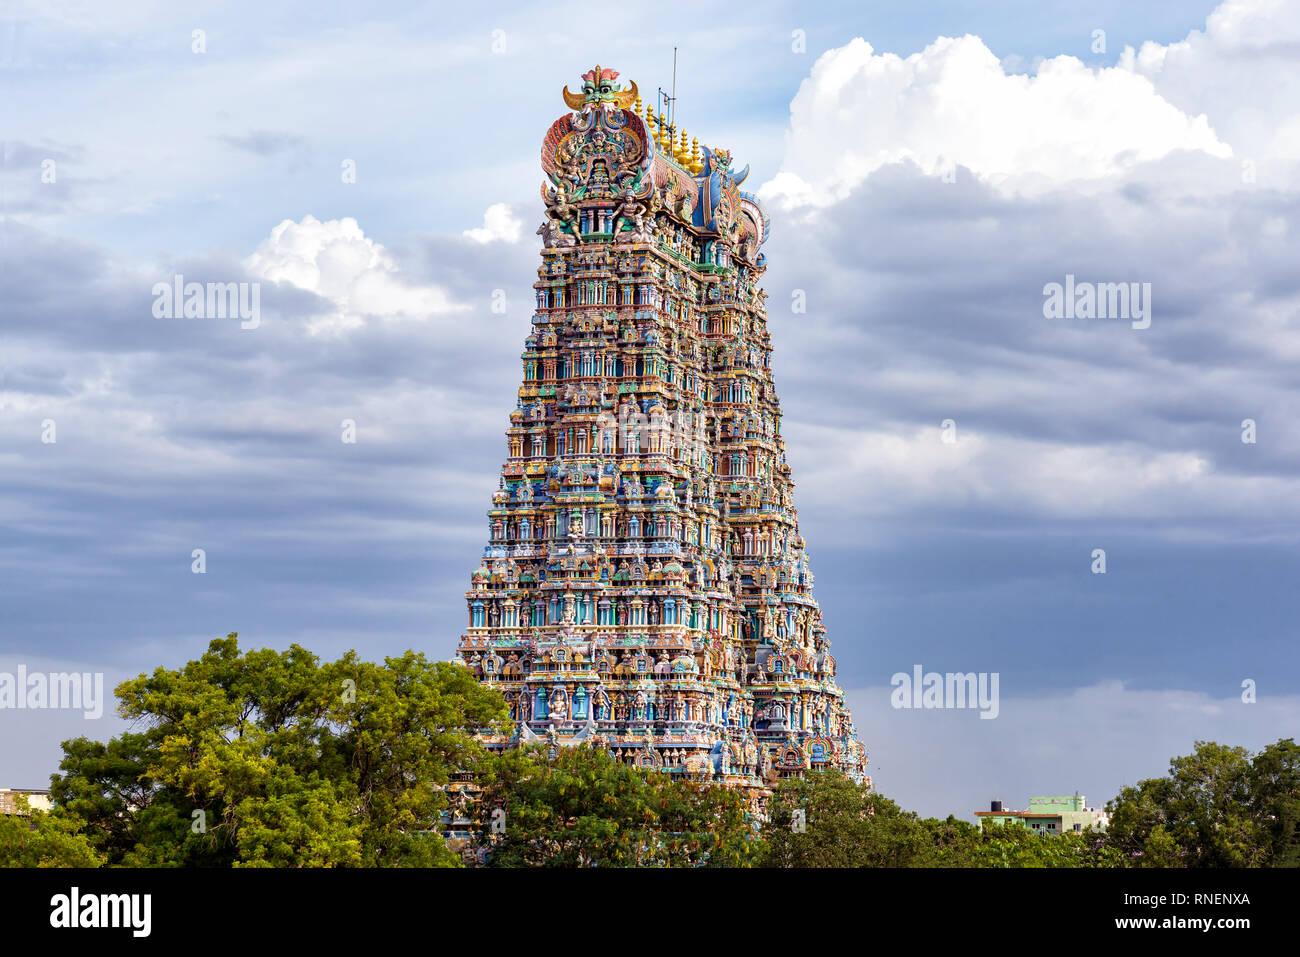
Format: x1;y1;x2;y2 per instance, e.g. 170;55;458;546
1105;738;1300;867
49;633;508;867
0;797;103;868
22;635;1298;869
478;743;760;867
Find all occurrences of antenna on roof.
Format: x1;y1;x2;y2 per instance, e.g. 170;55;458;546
657;48;679;138
671;47;677;129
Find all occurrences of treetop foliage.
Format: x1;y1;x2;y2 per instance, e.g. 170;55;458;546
12;636;1296;869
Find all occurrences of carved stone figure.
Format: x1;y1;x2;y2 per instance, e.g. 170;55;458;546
613;186;653;241
542;183;578;240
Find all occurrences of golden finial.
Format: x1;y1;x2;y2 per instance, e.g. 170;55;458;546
690;137;702;174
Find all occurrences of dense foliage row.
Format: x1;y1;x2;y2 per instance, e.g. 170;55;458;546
18;635;508;867
2;637;1295;867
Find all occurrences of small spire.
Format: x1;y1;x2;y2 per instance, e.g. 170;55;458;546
676;129;690;166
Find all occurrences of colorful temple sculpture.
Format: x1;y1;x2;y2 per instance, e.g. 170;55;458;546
454;66;868;798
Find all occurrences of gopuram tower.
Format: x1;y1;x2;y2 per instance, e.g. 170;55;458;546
455;66;868;791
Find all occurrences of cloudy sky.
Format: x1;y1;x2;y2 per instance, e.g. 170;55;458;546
4;0;1299;819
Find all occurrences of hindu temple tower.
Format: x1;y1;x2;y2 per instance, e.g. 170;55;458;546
455;66;868;791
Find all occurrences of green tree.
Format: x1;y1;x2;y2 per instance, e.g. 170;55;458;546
51;634;508;867
1135;824;1183;868
761;770;933;867
652;773;760;867
1105;739;1272;867
952;821;1124;868
1249;737;1300;867
0;798;104;868
50;732;192;866
921;814;981;866
480;744;758;867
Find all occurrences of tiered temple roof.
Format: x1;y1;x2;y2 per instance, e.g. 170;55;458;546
454;66;868;804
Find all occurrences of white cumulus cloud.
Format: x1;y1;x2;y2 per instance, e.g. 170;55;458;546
244;214;466;334
762;34;1231;206
1120;0;1300;173
463;203;524;244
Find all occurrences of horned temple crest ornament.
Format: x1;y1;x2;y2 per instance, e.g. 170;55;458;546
538;65;771;256
562;65;639;112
